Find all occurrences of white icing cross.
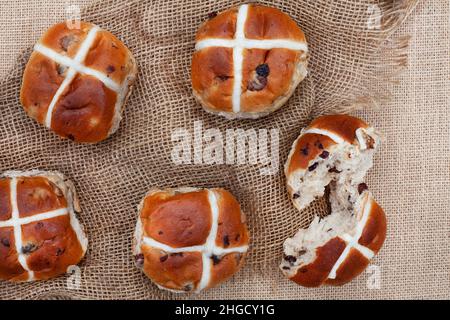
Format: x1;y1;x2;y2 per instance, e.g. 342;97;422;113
327;194;375;279
195;4;308;113
1;177;69;281
142;190;249;292
32;26;122;128
301;128;346;145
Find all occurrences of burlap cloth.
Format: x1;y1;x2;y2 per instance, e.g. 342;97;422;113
0;0;448;300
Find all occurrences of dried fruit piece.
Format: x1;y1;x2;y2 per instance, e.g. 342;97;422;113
59;35;75;51
208;12;218;19
358;183;368;194
255;63;270;77
184;284;193;291
328;167;341;173
56;64;67;76
223;235;230;247
1;238;10;248
135;253;144;268
300;145;309;156
106;65;115;73
212;255;221;265
319;150;329;159
21;243;37;254
170;252;183;257
284;255;297;263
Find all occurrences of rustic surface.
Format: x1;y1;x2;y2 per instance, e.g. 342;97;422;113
0;0;449;299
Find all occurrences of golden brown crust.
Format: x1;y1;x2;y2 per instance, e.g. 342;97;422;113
196;9;237;41
0;227;25;280
20;53;65;123
50;74;117;142
22;215;84;280
214;188;249;248
192;4;308;118
325;248;370;286
308;114;369;144
40;22;93;58
244;5;306;41
142;248;203;291
20;21;137;143
208;252;245;289
359;198;387;253
84;30;134;84
0;180;11;221
286;133;336;175
191;47;234;112
0;173;86;282
240;48;301;112
140;189;212;248
290;237;346;287
16;176;67;217
135;188;249;292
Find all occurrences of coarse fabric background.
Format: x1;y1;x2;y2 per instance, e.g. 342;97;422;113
0;0;449;299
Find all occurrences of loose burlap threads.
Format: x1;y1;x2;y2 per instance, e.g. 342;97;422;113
0;0;421;299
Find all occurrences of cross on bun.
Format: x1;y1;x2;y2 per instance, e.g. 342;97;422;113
20;21;137;143
281;115;387;287
192;4;308;119
0;170;87;281
133;187;250;293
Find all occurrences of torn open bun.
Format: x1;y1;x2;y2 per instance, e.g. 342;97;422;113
281;115;386;287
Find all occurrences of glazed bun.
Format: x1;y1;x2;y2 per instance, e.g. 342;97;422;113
0;170;87;281
133;187;250;293
281;115;386;287
192;4;308;119
20;21;137;143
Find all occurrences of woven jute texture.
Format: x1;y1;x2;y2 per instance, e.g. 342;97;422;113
1;0;449;299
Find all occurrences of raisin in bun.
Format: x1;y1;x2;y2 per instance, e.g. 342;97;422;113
133;187;250;293
281;115;386;287
20;21;137;143
192;4;308;119
0;170;87;281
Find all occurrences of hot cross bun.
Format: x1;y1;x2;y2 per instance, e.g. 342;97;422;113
192;4;308;119
0;170;87;281
133;187;250;293
20;22;137;143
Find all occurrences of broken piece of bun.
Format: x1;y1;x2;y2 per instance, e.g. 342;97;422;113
281;115;386;287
